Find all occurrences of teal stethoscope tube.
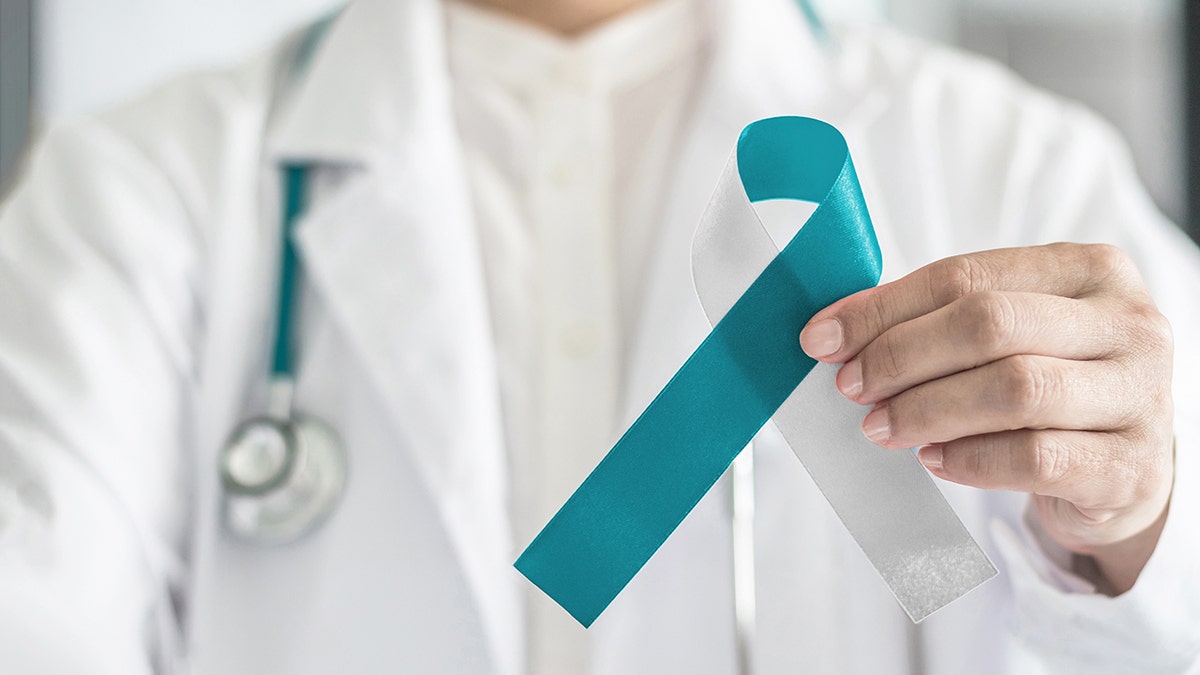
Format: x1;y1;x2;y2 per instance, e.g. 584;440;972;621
273;164;310;376
515;117;882;627
219;162;347;544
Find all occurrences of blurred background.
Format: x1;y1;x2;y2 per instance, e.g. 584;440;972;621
0;0;1195;242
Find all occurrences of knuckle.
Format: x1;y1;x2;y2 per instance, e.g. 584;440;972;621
866;333;907;381
947;435;1022;486
1086;243;1132;274
884;395;928;441
997;356;1056;418
956;291;1018;355
1132;305;1174;355
1121;427;1174;501
1109;352;1171;430
1104;296;1173;366
1083;243;1138;288
954;442;989;480
839;291;891;352
1029;432;1073;488
863;292;893;341
928;256;984;306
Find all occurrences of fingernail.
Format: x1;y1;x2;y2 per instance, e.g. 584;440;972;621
800;319;842;357
862;406;890;444
838;360;863;399
919;445;943;471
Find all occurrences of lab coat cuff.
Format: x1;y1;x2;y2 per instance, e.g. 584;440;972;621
990;422;1200;672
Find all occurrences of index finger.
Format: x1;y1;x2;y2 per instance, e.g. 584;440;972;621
798;243;1132;363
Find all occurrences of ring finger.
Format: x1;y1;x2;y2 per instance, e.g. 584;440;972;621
838;291;1122;405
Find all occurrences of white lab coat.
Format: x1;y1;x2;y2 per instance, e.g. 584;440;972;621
1;0;1198;673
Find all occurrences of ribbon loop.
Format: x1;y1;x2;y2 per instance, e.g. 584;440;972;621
516;117;994;627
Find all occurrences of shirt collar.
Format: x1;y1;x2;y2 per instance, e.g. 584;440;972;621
266;0;453;166
267;0;834;166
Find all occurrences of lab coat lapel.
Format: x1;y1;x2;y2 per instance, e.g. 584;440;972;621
262;0;902;671
267;2;520;673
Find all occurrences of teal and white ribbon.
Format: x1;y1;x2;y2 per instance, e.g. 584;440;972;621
516;116;995;627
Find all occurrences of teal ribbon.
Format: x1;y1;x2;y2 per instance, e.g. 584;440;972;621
515;117;882;627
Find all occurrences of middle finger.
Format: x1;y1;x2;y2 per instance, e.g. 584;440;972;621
839;291;1123;405
861;354;1137;449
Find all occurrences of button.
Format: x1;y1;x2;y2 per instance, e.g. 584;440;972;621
560;320;601;358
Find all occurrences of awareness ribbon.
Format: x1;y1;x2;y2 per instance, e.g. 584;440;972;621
516;117;995;627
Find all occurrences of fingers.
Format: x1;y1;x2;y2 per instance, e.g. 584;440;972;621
861;355;1138;450
837;291;1125;405
800;243;1146;363
919;428;1171;513
801;244;1175;558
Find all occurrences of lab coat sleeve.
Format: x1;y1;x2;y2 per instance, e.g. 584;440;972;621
0;116;201;673
975;101;1200;672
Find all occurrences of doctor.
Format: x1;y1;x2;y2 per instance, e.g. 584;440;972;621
0;0;1197;673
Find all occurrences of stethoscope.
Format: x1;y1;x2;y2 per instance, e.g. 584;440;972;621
211;3;923;672
218;165;348;544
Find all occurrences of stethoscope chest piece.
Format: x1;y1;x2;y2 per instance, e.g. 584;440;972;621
220;414;347;544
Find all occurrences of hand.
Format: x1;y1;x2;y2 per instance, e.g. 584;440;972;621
799;243;1174;595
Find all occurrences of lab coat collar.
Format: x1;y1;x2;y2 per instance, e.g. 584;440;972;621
266;0;453;165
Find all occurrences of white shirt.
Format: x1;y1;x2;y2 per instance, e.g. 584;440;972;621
446;2;708;671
